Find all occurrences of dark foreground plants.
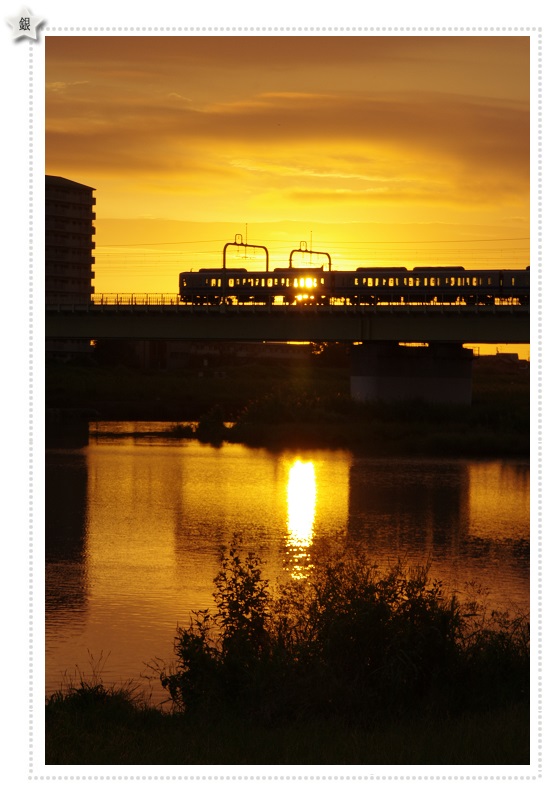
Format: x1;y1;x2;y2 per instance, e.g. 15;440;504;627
156;536;530;727
46;536;530;764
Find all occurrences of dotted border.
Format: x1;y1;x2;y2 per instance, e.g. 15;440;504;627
536;27;543;781
28;38;36;779
32;27;542;779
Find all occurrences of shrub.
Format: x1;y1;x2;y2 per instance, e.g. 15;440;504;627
158;537;529;725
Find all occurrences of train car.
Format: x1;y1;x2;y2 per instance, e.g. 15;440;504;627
331;267;508;306
179;268;276;305
332;267;409;305
411;267;503;305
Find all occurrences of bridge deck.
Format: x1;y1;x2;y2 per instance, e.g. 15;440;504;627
45;302;530;343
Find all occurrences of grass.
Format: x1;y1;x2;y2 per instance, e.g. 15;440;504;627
46;538;531;765
46;695;529;765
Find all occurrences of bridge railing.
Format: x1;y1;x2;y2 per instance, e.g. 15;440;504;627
91;293;181;306
44;295;530;312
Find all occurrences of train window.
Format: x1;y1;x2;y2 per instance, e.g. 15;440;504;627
267;278;273;287
229;279;234;287
354;278;359;286
430;277;436;287
472;277;478;287
181;278;187;287
511;277;515;286
487;277;492;285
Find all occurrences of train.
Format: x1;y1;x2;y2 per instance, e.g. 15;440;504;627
178;239;529;307
179;264;530;307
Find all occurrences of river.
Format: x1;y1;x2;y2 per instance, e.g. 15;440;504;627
45;424;530;706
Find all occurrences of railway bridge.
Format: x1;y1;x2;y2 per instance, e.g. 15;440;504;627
45;296;530;405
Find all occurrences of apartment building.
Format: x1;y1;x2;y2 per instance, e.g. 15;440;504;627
46;175;96;358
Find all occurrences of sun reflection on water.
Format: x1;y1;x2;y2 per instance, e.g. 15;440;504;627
286;459;317;579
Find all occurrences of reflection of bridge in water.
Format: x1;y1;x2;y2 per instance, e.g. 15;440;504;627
345;456;530;611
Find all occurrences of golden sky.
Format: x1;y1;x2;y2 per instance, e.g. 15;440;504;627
46;35;530;295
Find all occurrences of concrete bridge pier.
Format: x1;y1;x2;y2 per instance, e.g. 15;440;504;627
350;342;474;406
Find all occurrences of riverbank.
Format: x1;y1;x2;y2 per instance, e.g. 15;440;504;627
47;354;530;457
46;693;529;765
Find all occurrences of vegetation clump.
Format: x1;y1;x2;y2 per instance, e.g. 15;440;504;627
157;537;530;726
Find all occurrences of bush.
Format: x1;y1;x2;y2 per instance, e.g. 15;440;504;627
157;537;529;725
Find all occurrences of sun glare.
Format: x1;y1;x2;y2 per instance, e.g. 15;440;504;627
286;459;317;579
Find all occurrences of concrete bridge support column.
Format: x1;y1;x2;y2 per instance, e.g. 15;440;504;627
350;342;474;406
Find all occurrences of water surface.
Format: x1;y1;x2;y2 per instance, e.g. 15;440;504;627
46;428;530;704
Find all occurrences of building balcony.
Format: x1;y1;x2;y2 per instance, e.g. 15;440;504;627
46;204;96;220
46;266;95;280
45;235;95;250
46;219;96;235
46;249;95;263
